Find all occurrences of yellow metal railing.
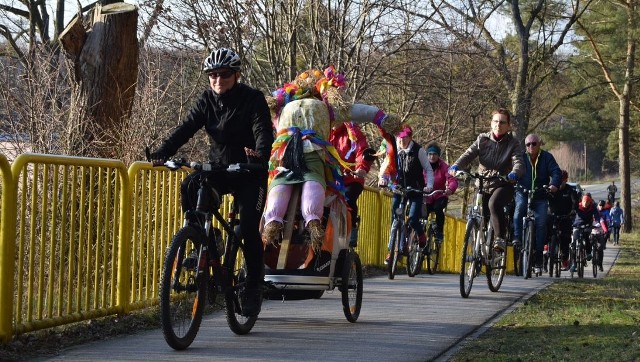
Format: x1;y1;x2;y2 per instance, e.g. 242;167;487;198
0;152;515;342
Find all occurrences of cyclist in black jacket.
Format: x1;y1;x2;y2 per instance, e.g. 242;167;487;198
150;48;274;317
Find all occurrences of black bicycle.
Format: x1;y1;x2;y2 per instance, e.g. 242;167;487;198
386;186;425;280
547;213;572;278
570;223;591;279
455;171;508;298
409;190;445;276
155;159;264;350
590;222;605;277
514;184;550;279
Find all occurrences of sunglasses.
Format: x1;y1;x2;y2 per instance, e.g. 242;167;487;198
208;70;236;79
492;119;508;125
525;142;538;147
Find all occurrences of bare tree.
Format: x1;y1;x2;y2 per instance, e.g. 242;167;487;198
576;0;636;231
409;0;595;139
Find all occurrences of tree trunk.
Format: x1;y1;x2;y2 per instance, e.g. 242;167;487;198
59;2;138;158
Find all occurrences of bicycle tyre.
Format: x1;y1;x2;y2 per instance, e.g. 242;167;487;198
486;228;505;292
548;235;557;278
512;242;522;277
577;239;585;278
460;220;477;298
224;239;258;335
160;225;207;350
407;229;423;277
523;220;535;279
388;221;401;280
551;235;562;278
592;238;599;278
426;226;440;275
341;250;363;323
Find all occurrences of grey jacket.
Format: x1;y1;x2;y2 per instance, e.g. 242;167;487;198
453;131;524;192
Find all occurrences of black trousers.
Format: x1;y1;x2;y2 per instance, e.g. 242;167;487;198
180;171;267;286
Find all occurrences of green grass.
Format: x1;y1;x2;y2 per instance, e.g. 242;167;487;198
449;234;640;362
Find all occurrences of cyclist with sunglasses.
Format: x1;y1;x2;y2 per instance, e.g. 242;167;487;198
150;47;274;317
512;134;562;275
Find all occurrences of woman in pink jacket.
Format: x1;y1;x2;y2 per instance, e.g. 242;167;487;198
423;143;458;242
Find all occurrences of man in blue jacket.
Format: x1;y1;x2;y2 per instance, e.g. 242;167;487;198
513;134;562;274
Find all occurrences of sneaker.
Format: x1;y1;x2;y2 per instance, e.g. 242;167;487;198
262;221;283;245
561;259;570;271
384;252;391;264
511;239;521;248
182;251;198;269
307;219;325;252
599;265;604;272
586;253;592;261
534;263;543;275
241;286;263;317
493;238;506;253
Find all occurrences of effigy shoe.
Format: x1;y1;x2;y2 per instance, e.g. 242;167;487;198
262;221;283;245
307;219;324;252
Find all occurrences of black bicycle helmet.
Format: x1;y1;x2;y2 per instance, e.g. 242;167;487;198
203;48;241;72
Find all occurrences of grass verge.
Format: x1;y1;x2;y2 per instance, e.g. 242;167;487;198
449;233;640;362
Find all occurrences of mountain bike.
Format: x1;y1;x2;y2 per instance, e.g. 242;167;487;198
590;222;605;277
514;184;550;279
455;171;509;298
547;213;572;278
155;159;264;350
570;223;591;279
408;190;445;276
386;186;424;280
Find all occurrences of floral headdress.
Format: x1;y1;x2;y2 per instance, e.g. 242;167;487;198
269;66;348;127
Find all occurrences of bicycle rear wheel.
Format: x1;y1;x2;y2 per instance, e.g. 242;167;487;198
160;226;207;350
460;220;478;298
523;220;535;279
407;229;423;277
426;226;440;275
341;250;363;323
224;238;258;335
388;221;402;280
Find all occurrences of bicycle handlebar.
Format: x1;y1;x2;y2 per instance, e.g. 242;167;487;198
453;170;509;183
160;159;266;173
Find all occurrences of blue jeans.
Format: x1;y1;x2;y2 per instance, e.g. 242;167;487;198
513;191;548;264
387;193;423;250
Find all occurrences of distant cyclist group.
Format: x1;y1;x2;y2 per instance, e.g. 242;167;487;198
148;47;625;348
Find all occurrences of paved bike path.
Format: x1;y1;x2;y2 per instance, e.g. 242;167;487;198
37;245;620;362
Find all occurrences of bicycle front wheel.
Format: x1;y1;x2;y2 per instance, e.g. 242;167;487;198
486;228;506;292
388;221;402;280
224;239;258;335
160;226;207;350
407;229;423;277
577;240;585;278
460;220;478;298
426;226;440;275
549;235;561;278
523;220;535;279
592;239;599;278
